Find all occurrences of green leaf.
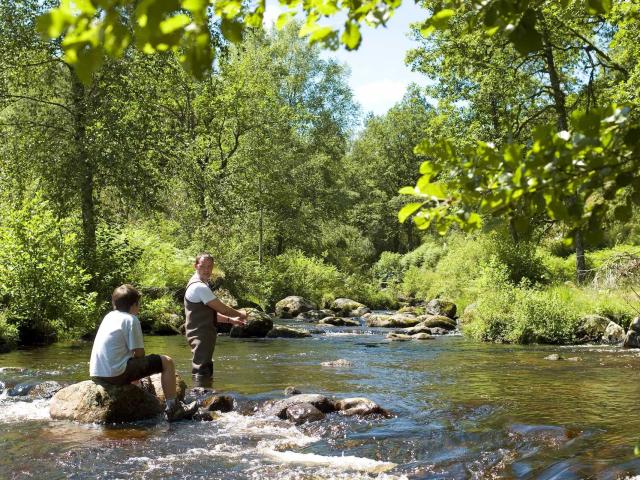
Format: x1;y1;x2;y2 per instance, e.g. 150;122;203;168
430;9;455;29
160;14;191;34
398;202;425;223
398;186;416;195
508;9;543;55
341;21;361;50
182;0;208;12
586;0;611;15
220;17;243;43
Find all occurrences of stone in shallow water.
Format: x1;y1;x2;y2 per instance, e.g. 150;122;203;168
260;394;335;419
334;397;390;417
49;380;162;424
318;317;360;327
412;333;435;340
266;326;311;338
284;386;301;396
28;381;66;399
425;299;457;319
140;373;187;403
200;394;234;412
544;354;562;361
320;359;352;367
386;333;412;341
285;402;325;424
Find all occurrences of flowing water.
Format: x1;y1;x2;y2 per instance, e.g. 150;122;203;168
1;324;640;479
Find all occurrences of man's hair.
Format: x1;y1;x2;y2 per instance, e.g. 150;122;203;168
112;284;141;312
195;252;214;265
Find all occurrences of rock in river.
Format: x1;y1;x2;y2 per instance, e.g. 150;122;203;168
286;403;325;424
275;296;317;318
50;380;162;423
140;373;187;403
416;315;457;331
602;321;625;344
575;314;610;343
425;299;457;319
296;309;334;322
230;311;274;338
335;397;390;417
260;394;336;419
330;298;370;317
266;326;311;338
366;313;420;328
319;317;360;327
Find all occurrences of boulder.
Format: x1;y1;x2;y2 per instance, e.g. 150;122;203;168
296;309;334;322
284;386;301;396
201;394;234;412
402;325;433;336
426;299;457;319
266;326;311;338
49;380;162;423
28;381;66;399
366;313;420;328
285;403;325;424
575;315;610;343
429;327;451;336
320;359;353;367
330;298;369;317
397;306;425;316
416;315;457;331
602;321;625;344
140;373;187;403
260;394;335;419
412;333;435;340
334;397;390;417
386;333;412;341
352;306;372;317
623;330;640;349
275;296;317;318
151;313;183;335
230;311;274;338
630;317;640;333
7;383;36;396
318;317;360;327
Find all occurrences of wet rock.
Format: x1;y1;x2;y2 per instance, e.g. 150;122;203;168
230;311;274;338
623;330;640;349
402;325;433;336
335;397;390;417
602;321;625;344
575;315;610;343
261;394;335;419
397;306;425;316
0;367;27;374
429;327;451;336
426;299;457;319
50;380;162;424
330;298;369;317
28;381;66;399
266;326;311;338
630;317;640;333
7;382;36;397
140;373;187;403
0;380;4;394
366;313;420;328
318;317;360;327
284;386;301;396
201;394;234;412
352;306;372;317
192;410;218;421
286;403;325;424
544;354;563;361
566;357;581;362
386;333;412;341
416;315;457;331
275;296;317;319
296;309;334;322
320;359;353;367
412;333;435;340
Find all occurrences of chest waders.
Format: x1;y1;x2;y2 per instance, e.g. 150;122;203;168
184;280;218;378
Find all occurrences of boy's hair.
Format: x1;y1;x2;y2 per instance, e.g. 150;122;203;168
112;284;141;312
195;252;214;265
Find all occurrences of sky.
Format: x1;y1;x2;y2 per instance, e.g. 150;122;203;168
263;2;430;116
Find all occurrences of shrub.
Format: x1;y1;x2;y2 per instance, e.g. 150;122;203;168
371;251;404;286
138;295;183;334
0;311;19;353
400;240;445;269
0;194;97;344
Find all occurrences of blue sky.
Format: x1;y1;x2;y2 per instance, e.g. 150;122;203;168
263;2;430;116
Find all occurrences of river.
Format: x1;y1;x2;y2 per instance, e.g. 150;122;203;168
1;324;639;479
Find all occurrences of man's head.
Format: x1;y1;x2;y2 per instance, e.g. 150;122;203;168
112;284;141;313
194;253;214;282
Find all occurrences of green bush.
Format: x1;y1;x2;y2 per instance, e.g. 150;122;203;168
400;240;445;269
371;251;404;285
0;311;19;353
138;295;183;334
0;195;97;344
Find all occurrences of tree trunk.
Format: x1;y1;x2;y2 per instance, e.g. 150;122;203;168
542;22;585;283
71;70;97;283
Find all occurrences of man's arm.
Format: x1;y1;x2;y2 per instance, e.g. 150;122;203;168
206;299;247;321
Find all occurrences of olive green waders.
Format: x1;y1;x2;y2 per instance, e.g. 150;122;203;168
184;280;218;378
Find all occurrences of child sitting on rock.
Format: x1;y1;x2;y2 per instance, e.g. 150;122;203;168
90;284;197;422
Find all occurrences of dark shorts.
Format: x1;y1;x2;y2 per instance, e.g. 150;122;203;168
92;354;163;385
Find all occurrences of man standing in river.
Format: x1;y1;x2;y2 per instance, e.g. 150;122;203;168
184;253;247;386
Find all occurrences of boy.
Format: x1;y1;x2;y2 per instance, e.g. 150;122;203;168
90;284;197;422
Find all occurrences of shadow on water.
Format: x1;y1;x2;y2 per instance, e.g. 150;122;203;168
1;329;640;478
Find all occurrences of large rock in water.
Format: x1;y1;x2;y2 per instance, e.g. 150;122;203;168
425;299;457;319
416;315;457;331
365;313;420;328
319;317;360;327
275;296;317;318
575;315;610;343
260;394;335;419
285;403;325;424
296;309;334;322
266;326;311;338
330;298;370;317
49;380;162;423
229;310;273;338
602;321;625;344
335;397;390;417
623;317;640;348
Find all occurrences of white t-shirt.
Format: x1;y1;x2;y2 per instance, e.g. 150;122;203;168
89;310;145;377
185;273;217;304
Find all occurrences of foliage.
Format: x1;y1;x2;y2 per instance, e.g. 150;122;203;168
0;194;97;343
0;311;19;353
137;295;183;334
371;252;404;286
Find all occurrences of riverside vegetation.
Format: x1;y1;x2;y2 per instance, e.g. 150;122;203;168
1;1;639;352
